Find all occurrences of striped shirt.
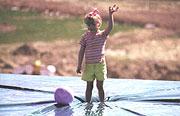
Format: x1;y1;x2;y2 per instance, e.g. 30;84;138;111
80;30;108;64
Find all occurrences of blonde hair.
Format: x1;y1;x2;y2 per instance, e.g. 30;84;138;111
84;8;102;28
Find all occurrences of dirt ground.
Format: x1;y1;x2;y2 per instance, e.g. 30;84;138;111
0;0;180;80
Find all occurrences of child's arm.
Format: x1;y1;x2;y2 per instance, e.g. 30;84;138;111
76;46;85;73
104;5;119;36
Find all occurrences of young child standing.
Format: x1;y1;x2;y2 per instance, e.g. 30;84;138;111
76;5;119;103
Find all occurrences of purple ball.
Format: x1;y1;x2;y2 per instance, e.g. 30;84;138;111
54;87;74;105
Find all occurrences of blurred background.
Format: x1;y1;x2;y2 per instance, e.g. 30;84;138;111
0;0;180;80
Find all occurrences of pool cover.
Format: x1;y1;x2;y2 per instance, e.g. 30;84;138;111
0;74;180;116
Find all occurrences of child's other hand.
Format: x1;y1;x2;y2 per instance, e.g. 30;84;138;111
76;67;81;74
109;4;119;14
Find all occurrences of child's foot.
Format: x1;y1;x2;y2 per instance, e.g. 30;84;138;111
85;102;93;110
98;102;112;109
97;102;106;110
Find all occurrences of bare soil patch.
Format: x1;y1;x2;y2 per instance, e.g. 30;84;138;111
0;23;16;33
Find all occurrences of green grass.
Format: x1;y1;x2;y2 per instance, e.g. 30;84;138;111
0;9;140;44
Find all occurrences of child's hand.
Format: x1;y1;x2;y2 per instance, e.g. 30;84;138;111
76;66;81;74
109;5;119;14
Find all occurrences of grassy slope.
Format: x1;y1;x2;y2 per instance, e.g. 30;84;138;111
0;9;140;44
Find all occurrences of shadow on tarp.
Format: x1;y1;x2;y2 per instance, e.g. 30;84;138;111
0;74;180;116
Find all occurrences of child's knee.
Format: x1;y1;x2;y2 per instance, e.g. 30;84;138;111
87;86;93;91
87;82;93;90
96;83;103;90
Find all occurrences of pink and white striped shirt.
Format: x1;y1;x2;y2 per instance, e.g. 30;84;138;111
80;30;108;64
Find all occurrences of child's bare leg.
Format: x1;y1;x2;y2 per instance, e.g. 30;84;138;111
96;80;104;102
86;81;94;103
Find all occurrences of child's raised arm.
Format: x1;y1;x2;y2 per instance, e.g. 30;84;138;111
104;5;119;36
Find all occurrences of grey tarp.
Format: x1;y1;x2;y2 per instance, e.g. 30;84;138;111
0;74;180;116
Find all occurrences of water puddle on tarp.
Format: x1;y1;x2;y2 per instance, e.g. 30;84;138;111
0;74;180;116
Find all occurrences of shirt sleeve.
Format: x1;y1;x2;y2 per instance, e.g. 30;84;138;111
79;34;86;48
101;30;109;39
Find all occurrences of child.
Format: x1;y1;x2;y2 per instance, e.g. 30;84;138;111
76;5;119;103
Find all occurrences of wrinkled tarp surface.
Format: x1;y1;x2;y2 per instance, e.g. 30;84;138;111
0;74;180;116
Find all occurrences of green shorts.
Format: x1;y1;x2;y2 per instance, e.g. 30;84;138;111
82;63;107;81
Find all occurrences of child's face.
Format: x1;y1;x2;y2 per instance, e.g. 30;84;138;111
85;17;100;32
88;23;99;32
